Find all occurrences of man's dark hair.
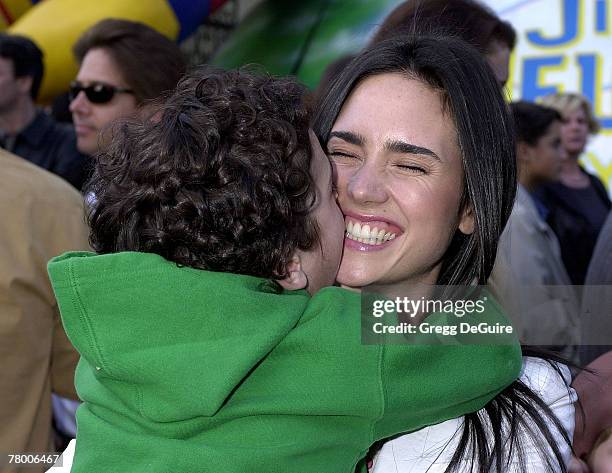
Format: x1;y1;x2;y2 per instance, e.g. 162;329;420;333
87;67;318;280
0;33;43;100
73;19;186;103
511;101;563;146
370;0;516;54
313;35;572;472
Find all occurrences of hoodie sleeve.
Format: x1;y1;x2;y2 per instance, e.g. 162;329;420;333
373;293;522;439
301;287;521;443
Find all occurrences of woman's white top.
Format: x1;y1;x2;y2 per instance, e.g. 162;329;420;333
371;357;577;472
46;439;75;472
48;357;576;473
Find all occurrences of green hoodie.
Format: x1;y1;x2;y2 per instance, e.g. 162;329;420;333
48;251;521;473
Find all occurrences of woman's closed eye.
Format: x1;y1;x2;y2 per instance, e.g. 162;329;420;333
328;150;360;161
394;162;427;174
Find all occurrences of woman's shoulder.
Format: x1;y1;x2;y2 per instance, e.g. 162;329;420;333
370;357;576;473
520;356;574;400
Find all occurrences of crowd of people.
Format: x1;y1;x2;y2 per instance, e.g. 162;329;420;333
0;1;610;472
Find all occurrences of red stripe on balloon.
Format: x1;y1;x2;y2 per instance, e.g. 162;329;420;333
210;0;228;13
0;2;13;24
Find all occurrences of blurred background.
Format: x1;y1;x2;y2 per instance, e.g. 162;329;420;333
1;0;609;195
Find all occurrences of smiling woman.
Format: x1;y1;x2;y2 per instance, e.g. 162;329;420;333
314;35;575;472
328;74;473;288
315;37;515;291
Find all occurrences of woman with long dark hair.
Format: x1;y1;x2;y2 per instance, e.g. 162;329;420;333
314;35;576;472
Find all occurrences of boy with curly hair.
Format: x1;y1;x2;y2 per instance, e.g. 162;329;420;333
48;67;520;472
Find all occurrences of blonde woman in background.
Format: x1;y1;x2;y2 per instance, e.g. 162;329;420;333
537;93;611;285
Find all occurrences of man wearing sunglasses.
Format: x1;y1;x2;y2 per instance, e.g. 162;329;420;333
0;33;87;190
69;19;186;157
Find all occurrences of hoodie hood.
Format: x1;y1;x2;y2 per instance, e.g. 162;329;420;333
48;251;309;420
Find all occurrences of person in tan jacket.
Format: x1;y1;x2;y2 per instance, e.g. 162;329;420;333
0;149;89;473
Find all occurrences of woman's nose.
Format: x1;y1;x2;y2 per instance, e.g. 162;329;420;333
346;166;388;205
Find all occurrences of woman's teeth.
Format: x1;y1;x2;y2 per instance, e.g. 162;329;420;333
345;221;396;245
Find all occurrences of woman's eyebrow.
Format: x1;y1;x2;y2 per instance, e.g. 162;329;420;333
384;139;441;161
328;130;366;146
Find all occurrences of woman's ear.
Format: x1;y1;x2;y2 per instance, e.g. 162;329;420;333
458;204;475;235
277;255;308;291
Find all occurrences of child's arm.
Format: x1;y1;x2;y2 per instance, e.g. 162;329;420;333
308;286;522;441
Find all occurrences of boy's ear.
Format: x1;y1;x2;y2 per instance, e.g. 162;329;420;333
278;255;308;291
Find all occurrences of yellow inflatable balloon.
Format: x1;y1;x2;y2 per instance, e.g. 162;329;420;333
8;0;179;103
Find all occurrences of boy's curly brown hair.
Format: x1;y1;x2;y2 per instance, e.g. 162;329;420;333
86;66;319;279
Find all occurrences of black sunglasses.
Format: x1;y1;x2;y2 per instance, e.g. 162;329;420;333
69;81;134;104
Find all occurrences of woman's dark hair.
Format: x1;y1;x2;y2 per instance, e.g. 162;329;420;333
315;54;356;102
87;66;318;280
511;101;563;146
74;19;186;103
314;34;515;287
314;35;571;472
370;0;516;55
